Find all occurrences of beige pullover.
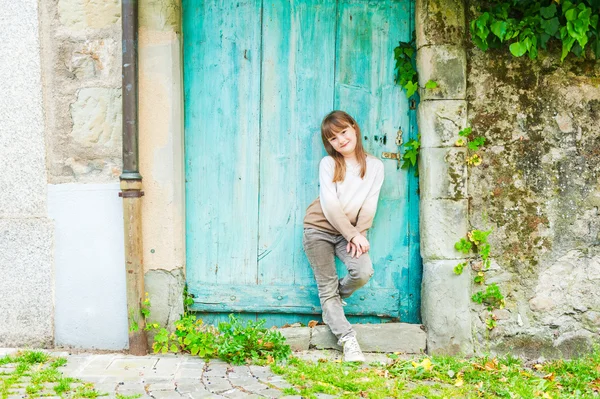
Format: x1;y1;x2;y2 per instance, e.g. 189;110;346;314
303;155;385;242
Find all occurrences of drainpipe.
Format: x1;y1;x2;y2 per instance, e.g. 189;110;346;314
120;0;147;355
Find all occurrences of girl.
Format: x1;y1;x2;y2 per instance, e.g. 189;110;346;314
303;110;385;362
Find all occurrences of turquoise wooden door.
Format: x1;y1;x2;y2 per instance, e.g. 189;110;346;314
183;0;421;325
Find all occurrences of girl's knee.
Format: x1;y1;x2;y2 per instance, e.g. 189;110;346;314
350;265;374;286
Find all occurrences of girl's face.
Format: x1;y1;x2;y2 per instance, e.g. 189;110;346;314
327;124;357;158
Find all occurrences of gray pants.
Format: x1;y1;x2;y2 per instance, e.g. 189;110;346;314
302;228;374;341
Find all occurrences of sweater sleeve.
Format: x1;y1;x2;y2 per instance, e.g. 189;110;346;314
355;161;385;235
319;158;361;242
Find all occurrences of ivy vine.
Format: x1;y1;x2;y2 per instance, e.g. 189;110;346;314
471;0;600;61
454;229;505;330
393;40;438;175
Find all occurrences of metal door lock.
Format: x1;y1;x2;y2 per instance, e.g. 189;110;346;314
382;152;400;160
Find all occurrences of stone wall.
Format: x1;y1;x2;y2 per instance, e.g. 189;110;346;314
39;0;123;183
466;2;600;357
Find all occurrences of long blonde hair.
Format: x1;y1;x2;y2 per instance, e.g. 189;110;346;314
321;110;367;183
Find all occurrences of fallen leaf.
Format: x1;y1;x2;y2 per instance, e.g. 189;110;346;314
485;359;498;371
543;373;555;381
455;378;464;387
308;320;318;328
360;391;368;398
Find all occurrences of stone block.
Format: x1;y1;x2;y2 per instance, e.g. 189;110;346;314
310;326;338;349
417;46;467;100
416;0;465;49
0;218;54;347
59;39;119;81
310;324;427;353
418;100;467;148
278;327;310;351
421;260;473;355
58;0;120;30
144;268;185;333
70;88;122;153
419;199;469;260
419;147;467;200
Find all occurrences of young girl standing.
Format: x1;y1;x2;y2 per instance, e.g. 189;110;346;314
303;110;385;362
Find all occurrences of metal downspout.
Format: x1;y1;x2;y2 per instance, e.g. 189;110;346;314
120;0;147;355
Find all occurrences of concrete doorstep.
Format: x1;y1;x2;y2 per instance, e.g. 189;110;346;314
278;323;427;353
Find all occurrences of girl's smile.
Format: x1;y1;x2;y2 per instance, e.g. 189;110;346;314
328;124;357;158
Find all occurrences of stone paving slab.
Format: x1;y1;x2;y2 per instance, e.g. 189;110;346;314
0;348;405;398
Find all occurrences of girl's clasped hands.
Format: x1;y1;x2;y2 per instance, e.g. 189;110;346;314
346;235;370;258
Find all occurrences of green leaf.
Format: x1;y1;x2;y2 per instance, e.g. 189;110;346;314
453;263;465;275
562;1;574;14
565;8;578;22
490;20;509;41
404;81;418;98
472;35;489;51
561;36;576;61
424;80;438;89
541;17;560;36
459;127;472;137
540;4;557;18
509;41;528;57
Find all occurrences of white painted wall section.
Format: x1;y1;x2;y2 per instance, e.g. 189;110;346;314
49;183;128;350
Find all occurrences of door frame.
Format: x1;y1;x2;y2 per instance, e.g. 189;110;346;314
137;0;473;355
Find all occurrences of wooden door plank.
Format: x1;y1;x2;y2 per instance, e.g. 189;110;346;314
335;0;412;311
257;0;336;287
404;0;422;322
189;284;399;316
184;0;262;287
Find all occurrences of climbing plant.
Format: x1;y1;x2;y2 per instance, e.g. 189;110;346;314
471;0;600;61
393;40;438;175
454;229;505;330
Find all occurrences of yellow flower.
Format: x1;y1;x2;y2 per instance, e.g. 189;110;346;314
455;138;466;147
412;358;434;372
467;154;483;166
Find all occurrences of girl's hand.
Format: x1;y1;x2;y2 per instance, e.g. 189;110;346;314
346;241;363;258
351;234;370;254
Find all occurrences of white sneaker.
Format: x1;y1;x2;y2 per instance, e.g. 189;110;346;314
341;299;348;306
340;336;365;362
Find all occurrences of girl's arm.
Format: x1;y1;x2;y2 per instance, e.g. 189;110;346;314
355;162;385;235
319;158;362;242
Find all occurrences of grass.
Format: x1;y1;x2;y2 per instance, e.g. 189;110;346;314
0;351;105;399
271;348;600;398
116;394;142;399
